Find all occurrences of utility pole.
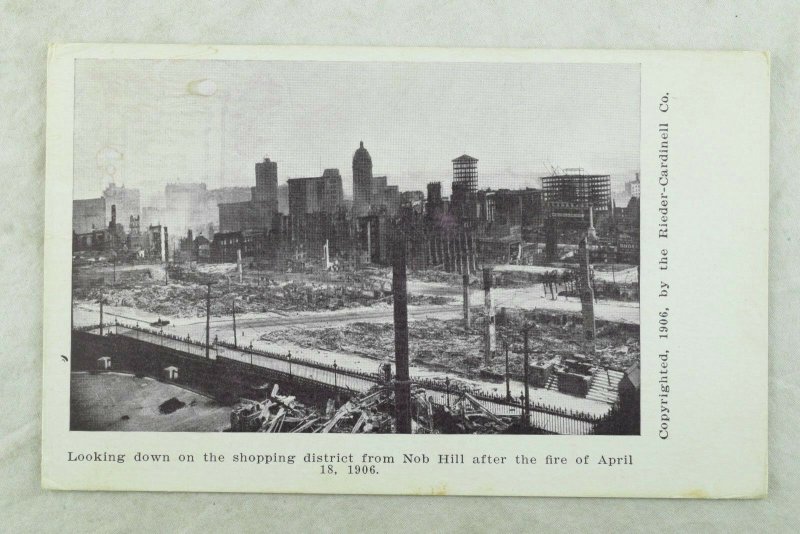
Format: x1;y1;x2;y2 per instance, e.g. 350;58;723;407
462;271;471;331
392;227;412;434
483;268;496;365
504;338;511;400
205;281;215;359
99;299;104;336
232;297;237;348
523;327;531;429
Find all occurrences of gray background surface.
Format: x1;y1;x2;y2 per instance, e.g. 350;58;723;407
1;1;797;531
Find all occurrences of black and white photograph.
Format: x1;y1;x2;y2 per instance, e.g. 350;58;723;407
69;58;641;435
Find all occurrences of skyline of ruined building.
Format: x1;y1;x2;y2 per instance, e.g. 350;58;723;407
73;60;640;199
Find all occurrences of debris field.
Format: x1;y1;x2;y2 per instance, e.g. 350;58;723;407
74;275;451;319
229;383;517;434
258;309;639;383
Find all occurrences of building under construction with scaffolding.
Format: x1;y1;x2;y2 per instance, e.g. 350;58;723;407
541;171;611;227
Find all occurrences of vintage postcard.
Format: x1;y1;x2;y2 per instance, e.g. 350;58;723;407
42;44;768;497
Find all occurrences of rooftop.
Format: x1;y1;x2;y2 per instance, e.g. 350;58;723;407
542;174;610;180
287;171;342;183
353;141;372;165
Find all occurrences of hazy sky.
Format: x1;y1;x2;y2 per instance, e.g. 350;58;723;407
74;59;640;200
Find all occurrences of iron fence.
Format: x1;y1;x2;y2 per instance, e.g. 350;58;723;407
92;321;604;430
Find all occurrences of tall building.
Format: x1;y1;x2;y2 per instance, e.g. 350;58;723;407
383;185;400;216
102;183;140;232
287;169;344;218
491;188;544;227
427;182;442;205
625;172;641;197
206;186;252;206
253;157;278;214
277;183;289;214
128;215;142;251
425;181;450;231
351;141;399;216
218;201;257;233
452;155;478;193
352;141;373;216
541;172;611;226
250;156;278;230
372;175;387;209
146;225;169;262
218;156;279;233
451;155;479;222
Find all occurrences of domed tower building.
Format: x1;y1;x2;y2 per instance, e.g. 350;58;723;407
352;141;373;216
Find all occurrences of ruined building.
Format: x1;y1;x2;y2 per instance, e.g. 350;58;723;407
72;197;106;234
452;154;478;193
541;172;610;227
351;141;398;217
352;141;373;216
253;156;279;214
72;197;107;252
127;215;142;252
625;172;641;198
451;154;479;222
287;169;344;218
102;183;140;233
218;157;279;233
145;224;169;262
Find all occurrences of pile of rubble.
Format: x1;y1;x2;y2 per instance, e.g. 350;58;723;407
75;283;212;318
259;319;483;366
432;392;515;434
261;309;639;381
229;382;520;434
74;265;456;320
74;277;397;318
412;270;465;286
230;383;399;433
229;384;330;433
408;294;452;306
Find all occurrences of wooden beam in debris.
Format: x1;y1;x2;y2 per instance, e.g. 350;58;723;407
265;408;285;433
357;389;387;408
319;402;354;433
290;416;320;433
350;411;368;433
463;393;507;426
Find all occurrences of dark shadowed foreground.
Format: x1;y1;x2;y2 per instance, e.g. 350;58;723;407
70;372;230;431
